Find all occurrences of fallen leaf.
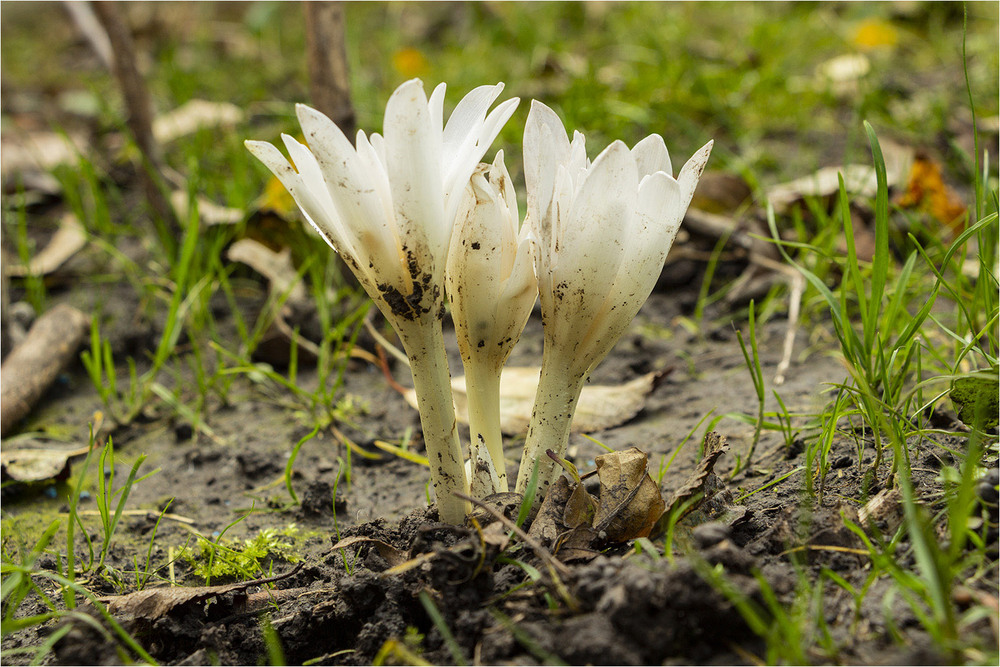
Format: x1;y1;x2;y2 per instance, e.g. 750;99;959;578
0;443;91;482
227;239;307;307
527;475;575;547
330;536;407;567
563;482;596;529
256;175;299;219
405;366;672;436
895;152;968;234
152;99;244;144
1;130;89;177
767;141;913;215
96;565;301;621
592;447;665;542
4;213;87;278
857;487;903;534
651;431;731;537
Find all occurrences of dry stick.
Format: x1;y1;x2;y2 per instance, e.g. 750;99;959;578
90;1;179;236
0;303;90;436
454;492;571;579
63;1;113;70
304;1;357;141
774;270;805;386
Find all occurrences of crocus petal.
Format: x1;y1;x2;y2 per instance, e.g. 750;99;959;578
244;140;342;254
296;104;403;288
280;134;355;258
428;82;446;134
443;95;520;228
523;101;571;234
631;134;672;179
677;140;714;210
551;141;636;346
384;79;447;283
442;83;504;157
583;171;683;367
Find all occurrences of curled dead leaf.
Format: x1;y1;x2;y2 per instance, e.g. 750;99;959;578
651;431;735;538
767;140;913;215
592;447;665;542
0;443;91;482
96;565;301;621
895;152;967;233
152;99;244;144
331;535;407;568
4;213;87;278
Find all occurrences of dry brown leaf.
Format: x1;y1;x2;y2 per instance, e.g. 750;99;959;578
152;99;244;144
96;566;301;621
650;431;731;538
592;447;665;542
563;482;597;529
405;366;670;436
5;213;87;278
330;535;407;567
527;475;574;547
895;153;967;233
0;443;91;482
227;238;306;305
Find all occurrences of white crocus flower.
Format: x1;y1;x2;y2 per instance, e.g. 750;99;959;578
446;150;537;497
246;80;519;524
514;100;713;495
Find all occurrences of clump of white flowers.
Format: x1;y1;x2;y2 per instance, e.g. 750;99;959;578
248;79;710;524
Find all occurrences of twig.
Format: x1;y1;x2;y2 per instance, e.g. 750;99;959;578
454;492;571;579
63;1;113;70
774;271;805;386
90;1;179;236
364;308;410;367
1;303;90;436
303;1;356;140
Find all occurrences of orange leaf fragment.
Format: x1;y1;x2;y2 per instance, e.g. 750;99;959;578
895;153;967;235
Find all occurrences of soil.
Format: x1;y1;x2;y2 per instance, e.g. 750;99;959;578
3;202;997;667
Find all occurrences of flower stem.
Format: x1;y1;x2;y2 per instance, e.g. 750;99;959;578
465;362;507;492
514;347;588;497
399;319;469;524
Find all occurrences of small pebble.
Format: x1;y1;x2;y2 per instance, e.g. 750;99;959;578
977;481;998;505
692;521;731;549
831;455;852;470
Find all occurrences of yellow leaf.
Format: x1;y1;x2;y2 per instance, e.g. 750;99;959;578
895;153;967;234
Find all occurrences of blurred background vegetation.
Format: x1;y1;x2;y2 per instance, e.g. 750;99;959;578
2;1;997;202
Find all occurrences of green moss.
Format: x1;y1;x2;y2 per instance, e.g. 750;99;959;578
178;524;318;583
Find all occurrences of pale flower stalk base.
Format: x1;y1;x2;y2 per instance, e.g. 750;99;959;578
514;348;589;495
464;363;506;494
396;319;470;524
